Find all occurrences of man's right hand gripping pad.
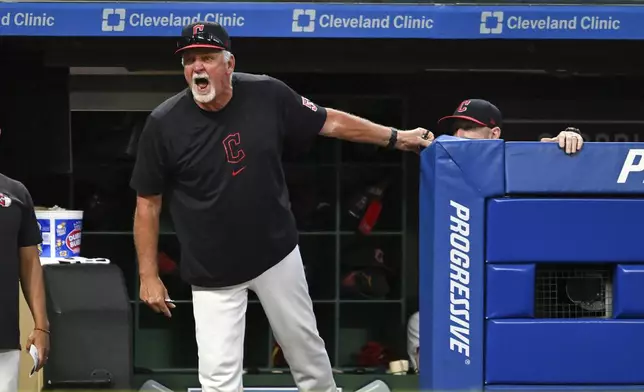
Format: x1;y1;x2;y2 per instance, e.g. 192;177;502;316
419;136;505;391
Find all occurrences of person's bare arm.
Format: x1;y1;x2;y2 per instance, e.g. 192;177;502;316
274;78;431;154
134;194;162;279
134;194;174;317
319;108;433;152
19;244;50;369
19;245;48;331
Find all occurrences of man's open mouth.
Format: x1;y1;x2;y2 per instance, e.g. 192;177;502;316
195;77;209;90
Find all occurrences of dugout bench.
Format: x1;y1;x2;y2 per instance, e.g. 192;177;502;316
419;137;644;392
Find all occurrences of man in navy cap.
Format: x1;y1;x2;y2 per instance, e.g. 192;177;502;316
130;21;433;392
437;99;584;154
405;99;584;374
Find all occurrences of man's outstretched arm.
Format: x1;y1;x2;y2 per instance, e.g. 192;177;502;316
320;108;433;153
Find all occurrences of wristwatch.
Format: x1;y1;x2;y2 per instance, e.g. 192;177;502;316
386;128;398;150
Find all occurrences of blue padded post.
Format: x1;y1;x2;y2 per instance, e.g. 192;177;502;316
486;264;535;319
486;319;644;384
614;265;644;318
505;142;644;194
419;136;505;391
486;198;644;262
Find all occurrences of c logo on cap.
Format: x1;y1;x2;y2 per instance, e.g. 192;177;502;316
193;24;205;35
457;100;471;113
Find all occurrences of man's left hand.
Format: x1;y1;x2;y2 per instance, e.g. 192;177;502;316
26;328;50;371
541;127;584;155
397;128;434;154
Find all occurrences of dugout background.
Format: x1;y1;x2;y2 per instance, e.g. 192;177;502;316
2;36;644;389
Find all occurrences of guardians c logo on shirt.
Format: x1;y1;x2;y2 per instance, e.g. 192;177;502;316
0;193;12;208
301;96;318;112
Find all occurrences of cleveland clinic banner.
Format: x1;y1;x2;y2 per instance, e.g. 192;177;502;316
0;2;642;40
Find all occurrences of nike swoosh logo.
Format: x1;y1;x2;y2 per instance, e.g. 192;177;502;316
232;166;246;176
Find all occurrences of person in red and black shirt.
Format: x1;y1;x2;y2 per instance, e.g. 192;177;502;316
0;129;50;390
130;21;432;392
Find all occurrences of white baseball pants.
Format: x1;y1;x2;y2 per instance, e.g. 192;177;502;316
192;245;336;392
0;349;20;392
407;312;420;373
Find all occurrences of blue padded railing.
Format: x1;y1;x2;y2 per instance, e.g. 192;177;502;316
419;137;644;392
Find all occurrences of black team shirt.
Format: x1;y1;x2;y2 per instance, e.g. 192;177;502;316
0;174;42;349
130;73;327;288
